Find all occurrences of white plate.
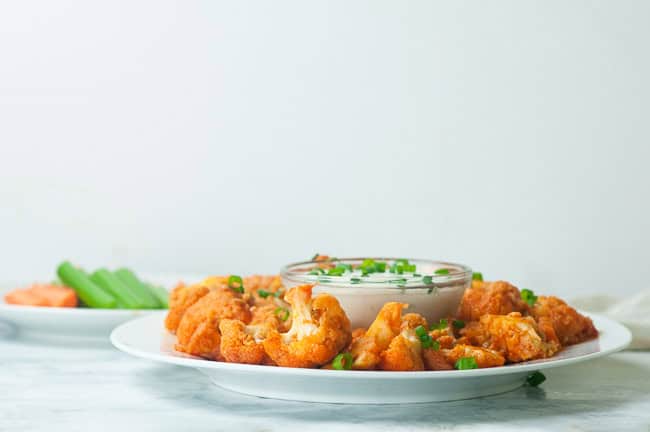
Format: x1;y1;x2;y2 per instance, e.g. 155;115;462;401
110;312;631;404
0;274;196;339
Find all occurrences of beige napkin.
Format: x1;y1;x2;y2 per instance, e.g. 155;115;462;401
572;292;650;349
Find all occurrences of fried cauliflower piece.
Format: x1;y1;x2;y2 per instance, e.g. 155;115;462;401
401;313;428;331
262;285;351;368
165;276;230;332
475;313;560;362
350;302;406;370
531;296;598;346
423;348;454;370
249;302;292;332
457;280;530;322
218;319;272;365
444;344;505;368
379;328;424;371
175;286;251;360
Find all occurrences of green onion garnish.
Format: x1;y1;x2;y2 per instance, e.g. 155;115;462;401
360;259;388;275
452;319;465;329
274;307;290;322
332;352;353;370
228;275;244;293
455;357;478;370
327;266;346;276
431;318;448;330
350;277;361;284
309;268;325;275
311;253;320;261
526;371;546;387
318;276;332;283
415;325;428;338
274;290;283;298
422;275;433;285
415;325;439;350
521;288;538;307
434;268;450;275
472;272;483;281
257;289;271;298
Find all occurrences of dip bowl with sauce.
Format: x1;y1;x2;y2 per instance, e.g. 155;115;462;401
280;257;472;329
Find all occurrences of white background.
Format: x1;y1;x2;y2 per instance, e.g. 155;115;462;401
1;1;648;296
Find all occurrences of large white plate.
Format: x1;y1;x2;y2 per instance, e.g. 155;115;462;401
110;312;631;404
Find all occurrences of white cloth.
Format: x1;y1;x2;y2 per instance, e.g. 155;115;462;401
572;292;650;349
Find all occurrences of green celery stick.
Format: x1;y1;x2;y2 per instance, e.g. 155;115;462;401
114;268;161;309
57;261;117;309
90;269;146;309
144;283;169;308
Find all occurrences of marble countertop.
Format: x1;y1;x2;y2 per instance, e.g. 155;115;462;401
1;326;649;432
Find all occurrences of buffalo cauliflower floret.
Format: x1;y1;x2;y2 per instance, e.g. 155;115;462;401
444;344;505;368
531;296;598;346
456;280;529;322
350;302;406;370
175;286;251;360
460;312;560;362
262;284;351;368
379;328;424;371
218;319;272;365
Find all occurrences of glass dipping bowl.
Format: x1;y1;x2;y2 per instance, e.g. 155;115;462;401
280;257;472;329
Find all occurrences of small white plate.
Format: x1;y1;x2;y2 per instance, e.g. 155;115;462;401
110;312;631;404
0;274;195;339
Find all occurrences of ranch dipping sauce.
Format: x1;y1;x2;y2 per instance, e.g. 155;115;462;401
280;256;473;329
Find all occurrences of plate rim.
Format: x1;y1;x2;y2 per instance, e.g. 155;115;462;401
110;311;632;380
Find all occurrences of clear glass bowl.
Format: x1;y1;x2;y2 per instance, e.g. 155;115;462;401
280;257;472;328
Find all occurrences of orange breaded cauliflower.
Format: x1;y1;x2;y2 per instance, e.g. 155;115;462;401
165;276;231;332
444;344;505;368
262;285;351;368
475;312;560;362
175;286;251;360
379;328;424;371
531;296;598;346
456;280;529;322
350;302;406;370
218;319;272;365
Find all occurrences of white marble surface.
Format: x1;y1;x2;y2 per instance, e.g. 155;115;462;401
1;323;649;432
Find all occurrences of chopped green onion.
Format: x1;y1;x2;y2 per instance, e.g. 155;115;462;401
421;339;433;349
434;268;450;275
309;268;325;275
415;325;428;338
350;277;361;284
332;352;353;370
431;318;449;331
274;307;290;322
422;275;433;285
472;272;484;281
395;258;409;265
526;371;546;387
318;276;332;283
374;261;387;272
228;275;244;293
311;253;320;261
413;273;421;277
452;319;465;329
274;290;283;298
430;340;440;350
257;289;271;298
327;266;346;276
388;278;407;287
427;287;434;294
455;357;478;370
521;288;538;307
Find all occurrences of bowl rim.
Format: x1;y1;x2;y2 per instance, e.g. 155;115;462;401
280;257;472;293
